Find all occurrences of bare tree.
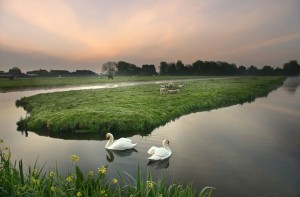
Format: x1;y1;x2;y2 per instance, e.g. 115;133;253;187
102;61;117;73
102;61;117;79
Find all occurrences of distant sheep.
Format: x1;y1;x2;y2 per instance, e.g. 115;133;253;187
166;89;180;94
167;82;174;88
160;87;168;94
160;84;168;88
178;84;185;88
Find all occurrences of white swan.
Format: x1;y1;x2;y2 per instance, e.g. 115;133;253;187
147;139;172;160
105;133;137;150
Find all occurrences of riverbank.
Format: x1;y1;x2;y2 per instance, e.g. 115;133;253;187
15;77;285;138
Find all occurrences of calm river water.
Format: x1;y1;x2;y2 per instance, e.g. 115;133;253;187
1;77;300;197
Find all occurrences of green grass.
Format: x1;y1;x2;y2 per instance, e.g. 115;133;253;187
0;141;215;197
0;76;213;92
15;77;285;138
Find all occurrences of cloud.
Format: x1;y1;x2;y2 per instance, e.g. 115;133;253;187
0;0;299;70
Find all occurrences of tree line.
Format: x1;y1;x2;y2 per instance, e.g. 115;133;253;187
0;68;98;78
2;59;299;79
102;60;300;76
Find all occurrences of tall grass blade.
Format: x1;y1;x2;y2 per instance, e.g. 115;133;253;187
18;159;24;185
75;165;84;188
199;186;216;197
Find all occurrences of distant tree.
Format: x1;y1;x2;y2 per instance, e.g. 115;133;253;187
116;61;129;75
238;66;247;75
261;65;274;76
219;62;238;75
141;64;157;76
102;61;117;76
185;64;193;75
175;60;185;75
247;65;258;76
168;62;176;75
192;60;204;75
116;61;139;76
274;67;283;75
283;60;300;76
159;61;169;75
8;67;23;77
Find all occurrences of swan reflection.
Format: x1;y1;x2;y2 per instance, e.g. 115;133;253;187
147;157;170;169
105;148;138;162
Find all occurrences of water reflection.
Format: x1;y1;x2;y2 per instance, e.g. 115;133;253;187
19;130;28;137
17;129;104;140
147;158;170;169
282;76;300;94
105;148;138;162
2;77;300;197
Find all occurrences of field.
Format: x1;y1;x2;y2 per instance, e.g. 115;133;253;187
0;76;213;92
15;76;285;138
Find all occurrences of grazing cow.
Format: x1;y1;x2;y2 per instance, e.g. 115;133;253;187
108;75;114;80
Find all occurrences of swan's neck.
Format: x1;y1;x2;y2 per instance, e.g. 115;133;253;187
105;135;114;148
163;142;171;153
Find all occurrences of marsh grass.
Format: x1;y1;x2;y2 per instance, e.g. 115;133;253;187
0;141;215;197
15;77;285;138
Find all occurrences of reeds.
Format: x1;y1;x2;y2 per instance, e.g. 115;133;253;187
0;140;215;197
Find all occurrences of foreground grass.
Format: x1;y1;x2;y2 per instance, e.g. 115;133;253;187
16;77;285;138
0;141;215;197
0;76;211;92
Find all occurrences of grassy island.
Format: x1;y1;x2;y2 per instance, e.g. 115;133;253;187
16;77;285;138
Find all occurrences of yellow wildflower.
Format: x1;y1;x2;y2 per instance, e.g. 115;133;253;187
88;171;94;177
98;166;106;174
3;146;9;151
66;175;73;182
77;191;82;197
30;176;40;185
158;193;163;197
70;154;80;163
112;178;118;184
32;168;38;176
147;181;154;188
49;171;54;178
101;190;106;195
51;186;56;192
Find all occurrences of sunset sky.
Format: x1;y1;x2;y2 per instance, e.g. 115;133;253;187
1;0;300;73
